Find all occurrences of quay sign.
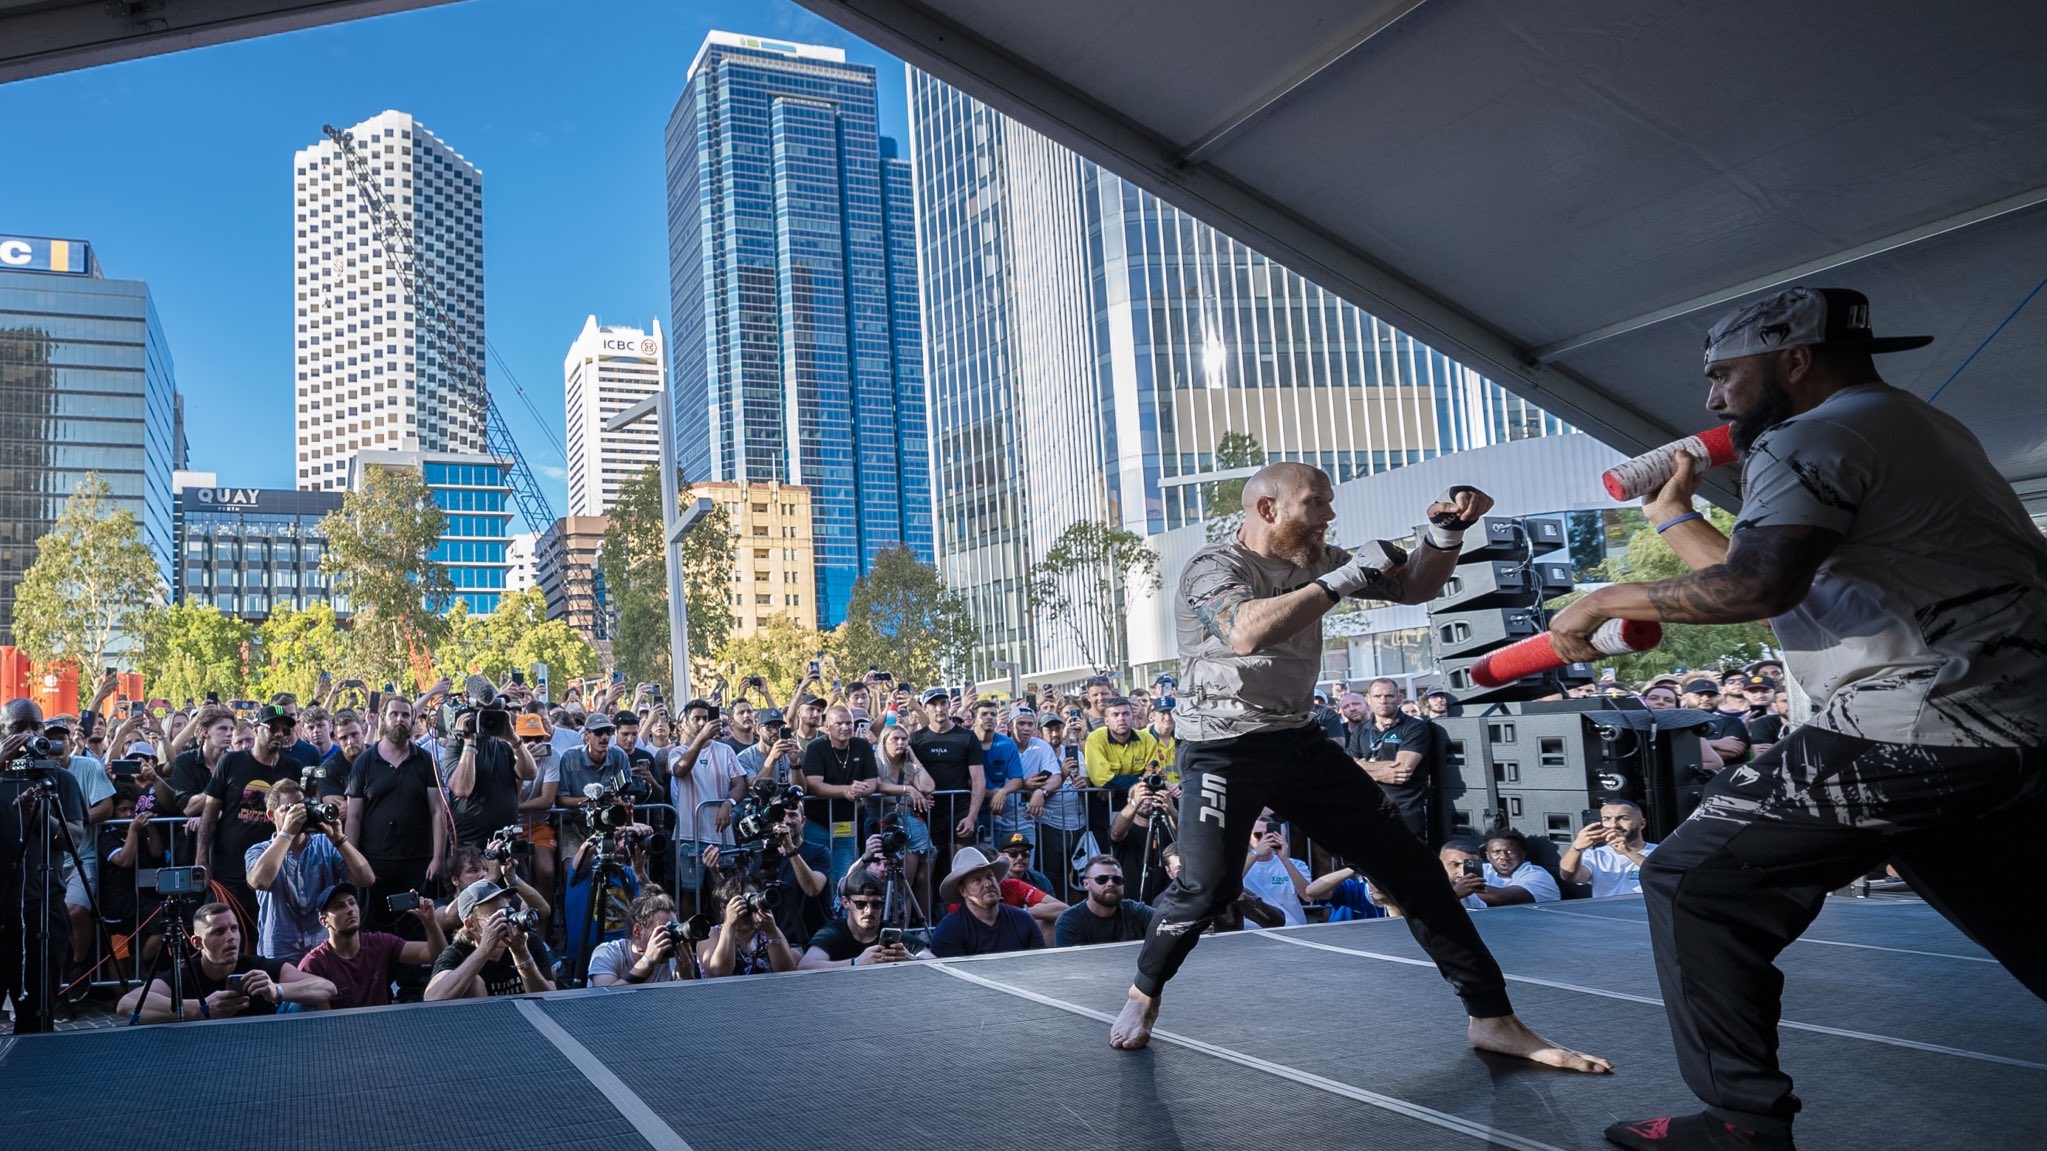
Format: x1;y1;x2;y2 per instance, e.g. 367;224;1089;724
0;235;94;276
191;488;265;510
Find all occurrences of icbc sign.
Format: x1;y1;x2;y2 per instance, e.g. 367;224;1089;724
599;335;659;358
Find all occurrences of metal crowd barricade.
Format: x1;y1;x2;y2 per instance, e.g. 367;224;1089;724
540;801;685;922
83;813;199;990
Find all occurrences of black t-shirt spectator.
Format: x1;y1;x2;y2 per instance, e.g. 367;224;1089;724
1054;900;1154;947
804;917;868;962
1745;711;1787;746
910;727;982;796
445;738;520;848
168;748;213;812
1701;712;1753;764
1312;703;1345;742
430;939;531;997
178;954;289;1016
203;751;294;885
347;744;440;862
315;746;353;797
624;746;666;806
1346;714;1437;821
99;821;168;929
775;839;834;947
801;737;878;828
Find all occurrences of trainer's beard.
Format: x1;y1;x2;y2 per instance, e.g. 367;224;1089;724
381;722;411;747
1731;371;1797;455
1267;518;1326;568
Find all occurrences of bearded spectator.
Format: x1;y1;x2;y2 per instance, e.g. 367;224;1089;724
345;696;448;932
198;704;303;928
1560;802;1658;898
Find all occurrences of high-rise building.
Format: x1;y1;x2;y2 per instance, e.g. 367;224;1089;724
535;515;609;653
293;110;487;492
506;530;540;594
907;76;1571;678
347;450;511;615
691;481;816;635
0;234;177;644
666;32;931;627
173;472;344;622
563;317;662;517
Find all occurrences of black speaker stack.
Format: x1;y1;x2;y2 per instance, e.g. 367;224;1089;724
1428;516;1590;703
1433;698;1708;848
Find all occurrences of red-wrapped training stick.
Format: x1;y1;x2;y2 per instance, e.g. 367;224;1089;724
1469;620;1664;688
1602;425;1738;501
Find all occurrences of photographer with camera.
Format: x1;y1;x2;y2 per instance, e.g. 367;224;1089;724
297;882;447;1009
801;704;879;891
702;799;829;946
198;704;305;929
123;901;336;1022
2;698;93;1032
738;707;801;790
245;777;376;963
588;891;699;985
1110;774;1179;905
425;878;555;999
434;843;553;936
557;711;632;854
443;692;538;850
798;868;918;969
697;867;800;977
1559;802;1658;899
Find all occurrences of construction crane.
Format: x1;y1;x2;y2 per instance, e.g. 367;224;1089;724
321;122;557;533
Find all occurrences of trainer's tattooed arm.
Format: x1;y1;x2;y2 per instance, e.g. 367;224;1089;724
1192;587;1254;644
1188;579;1336;656
1546;524;1840;661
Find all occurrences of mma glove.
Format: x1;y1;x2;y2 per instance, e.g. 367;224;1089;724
1315;539;1408;600
1425;485;1483;550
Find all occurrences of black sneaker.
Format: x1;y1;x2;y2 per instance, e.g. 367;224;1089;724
1605;1113;1795;1150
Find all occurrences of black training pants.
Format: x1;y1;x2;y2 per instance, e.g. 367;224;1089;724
1642;726;2047;1135
1131;723;1513;1017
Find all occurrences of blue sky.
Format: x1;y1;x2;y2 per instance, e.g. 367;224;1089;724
0;0;911;507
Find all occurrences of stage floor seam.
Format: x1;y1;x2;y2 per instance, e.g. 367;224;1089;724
1530;904;2001;964
513;999;693;1151
929;960;1574;1151
1257;926;2047;1072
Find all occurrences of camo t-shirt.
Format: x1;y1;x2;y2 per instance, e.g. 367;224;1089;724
1738;383;2047;747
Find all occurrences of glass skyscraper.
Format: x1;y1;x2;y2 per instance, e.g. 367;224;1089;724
907;74;1570;679
348;450;511;615
666;32;930;627
0;234;177;644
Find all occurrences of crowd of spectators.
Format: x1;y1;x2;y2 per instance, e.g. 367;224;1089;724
1;654;1790;1030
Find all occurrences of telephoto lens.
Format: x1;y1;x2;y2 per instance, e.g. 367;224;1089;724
502;908;542;933
741;887;782;914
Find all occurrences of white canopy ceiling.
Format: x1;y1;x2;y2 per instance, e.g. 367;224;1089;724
798;0;2047;505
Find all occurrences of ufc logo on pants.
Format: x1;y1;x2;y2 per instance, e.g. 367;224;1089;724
1197;774;1226;826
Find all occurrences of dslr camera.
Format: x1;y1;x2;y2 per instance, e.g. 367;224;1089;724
733;777;805;845
582;779;652;831
484;824;533;861
740;885;784;915
658;916;712;949
1140;770;1168;793
500;907;542;933
145;865;208;896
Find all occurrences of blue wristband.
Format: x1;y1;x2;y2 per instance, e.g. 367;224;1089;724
1654;511;1703;534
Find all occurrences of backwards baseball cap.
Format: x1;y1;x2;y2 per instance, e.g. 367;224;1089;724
919;687;949;704
454;878;510;919
1680;678;1721;695
1703;287;1932;366
839;866;884;900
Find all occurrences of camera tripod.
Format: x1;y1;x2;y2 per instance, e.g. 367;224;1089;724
572;836;635;988
1133;788;1178;906
876;797;930;935
10;767;108;1031
126;893;201;1024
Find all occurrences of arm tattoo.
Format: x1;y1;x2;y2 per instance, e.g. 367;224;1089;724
1643;524;1839;623
1192;587;1254;644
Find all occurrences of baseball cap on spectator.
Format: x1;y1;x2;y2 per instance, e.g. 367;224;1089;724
756;707;786;727
252;703;296;728
998;832;1032;857
919;688;949;704
938;846;998;904
1740;674;1776;690
43;715;75;735
1008;703;1035;721
514;714;547;738
1423;687;1453;700
794;694;825;709
840;866;884;900
583;712;616;733
126;740;159;759
1154;673;1177;687
317;881;364;912
1680;678;1720;695
455;878;509;919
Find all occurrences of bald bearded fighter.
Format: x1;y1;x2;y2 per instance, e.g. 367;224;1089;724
1108;463;1609;1075
1551;287;2047;1151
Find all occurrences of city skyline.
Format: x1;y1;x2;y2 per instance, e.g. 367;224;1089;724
563;315;662;517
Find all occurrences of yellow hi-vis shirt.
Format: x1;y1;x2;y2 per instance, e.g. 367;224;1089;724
1082;726;1173;787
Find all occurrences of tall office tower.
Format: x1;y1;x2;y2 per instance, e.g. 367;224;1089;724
563;317;663;517
666;31;931;627
908;74;1570;678
347;451;512;615
293;110;487;492
0;234;177;644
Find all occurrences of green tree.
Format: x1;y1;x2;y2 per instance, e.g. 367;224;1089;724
251;603;347;701
431;599;491;679
13;473;162;673
603;466;735;687
710;613;836;702
320;466;450;689
1030;521;1161;675
134;601;253;704
1200;431;1267;541
837;545;978;687
1554;506;1777;682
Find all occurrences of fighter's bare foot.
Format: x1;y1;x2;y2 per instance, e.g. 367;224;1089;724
1110;987;1160;1050
1469;1014;1613;1073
